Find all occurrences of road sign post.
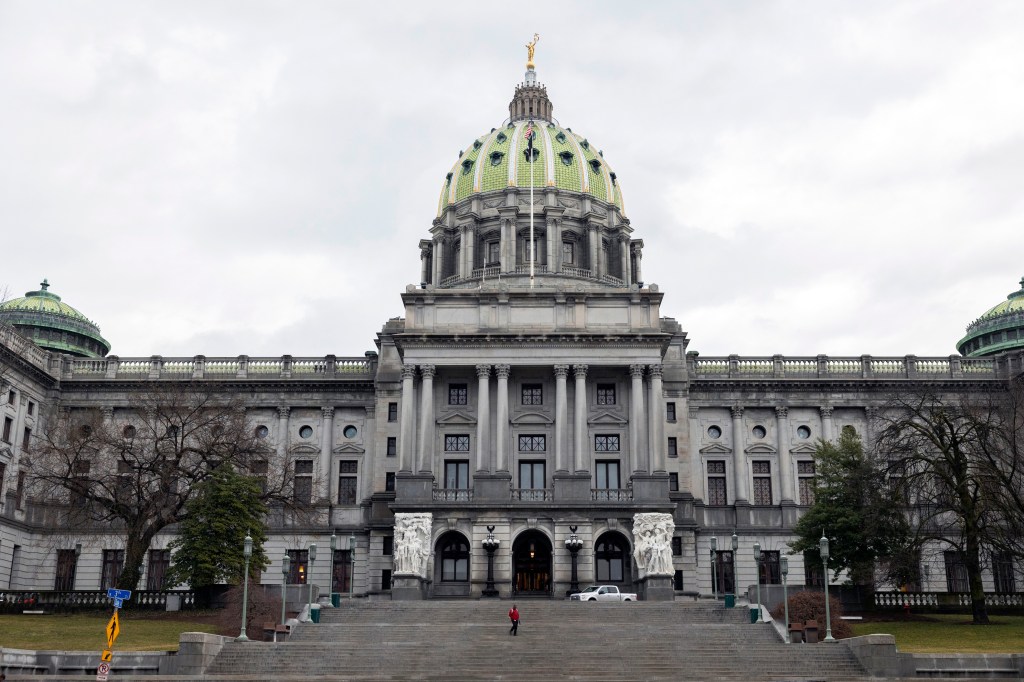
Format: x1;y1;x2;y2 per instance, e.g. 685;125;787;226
100;588;131;674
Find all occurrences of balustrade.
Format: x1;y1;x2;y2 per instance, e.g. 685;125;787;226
511;488;553;502
57;355;372;381
874;591;1023;609
432;488;473;502
591;488;633;501
690;354;1000;380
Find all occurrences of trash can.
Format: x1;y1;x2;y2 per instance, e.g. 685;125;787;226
331;593;341;608
724;594;735;608
309;604;321;623
749;606;759;623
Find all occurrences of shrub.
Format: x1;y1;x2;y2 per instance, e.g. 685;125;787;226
770;590;853;639
214;586;284;639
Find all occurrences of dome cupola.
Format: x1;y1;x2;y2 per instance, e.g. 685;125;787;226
957;276;1024;357
0;279;111;357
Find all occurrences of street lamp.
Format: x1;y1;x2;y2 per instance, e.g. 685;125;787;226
781;555;790;643
307;542;317;622
236;532;253;641
709;536;718;600
281;552;291;628
753;541;764;623
819;533;835;642
731;531;739;607
483;525;501;597
348;535;356;600
564;526;583;595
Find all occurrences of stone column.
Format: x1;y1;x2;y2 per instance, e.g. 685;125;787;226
399;364;417;472
459;225;469;278
495;364;511;471
420;244;430;285
276;407;290;459
864;407;878;451
731;406;748;503
648;365;665;473
689;405;702;498
554;364;569;472
573;364;588;472
820;406;835;442
475;364;491;473
432;237;443;285
619;235;630;284
631;243;643;284
320;407;335;500
546;220;556;273
466;224;476;275
776;406;794;503
629;364;646;474
587;224;600;277
100;406;114;423
417;365;436;474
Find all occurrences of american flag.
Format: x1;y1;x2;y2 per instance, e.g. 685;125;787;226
524;121;534;142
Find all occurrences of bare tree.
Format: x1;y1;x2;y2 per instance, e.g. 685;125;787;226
29;384;302;591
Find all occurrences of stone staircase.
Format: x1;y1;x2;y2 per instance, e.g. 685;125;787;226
205;600;871;681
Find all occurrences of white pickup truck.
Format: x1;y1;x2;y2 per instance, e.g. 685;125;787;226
569;585;638;601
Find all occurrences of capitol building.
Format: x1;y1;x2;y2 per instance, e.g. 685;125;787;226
2;52;1023;603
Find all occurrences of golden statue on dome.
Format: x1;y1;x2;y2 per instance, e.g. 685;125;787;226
526;33;540;69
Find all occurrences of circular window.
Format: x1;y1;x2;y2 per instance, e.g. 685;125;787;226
299;425;313;439
255;425;269;439
752;425;767;439
796;425;811;439
123;425;136;439
343;425;358;439
707;425;722;439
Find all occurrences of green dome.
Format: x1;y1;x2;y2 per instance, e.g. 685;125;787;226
957;276;1024;357
0;279;111;357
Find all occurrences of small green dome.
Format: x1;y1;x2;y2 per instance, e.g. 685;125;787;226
0;279;111;357
957;276;1024;357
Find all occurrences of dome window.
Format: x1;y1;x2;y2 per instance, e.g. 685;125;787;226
496;132;507;144
445;172;453;185
610;172;617;185
461;159;473;175
580;139;589;150
559;151;574;166
555;132;567;144
473;140;482;150
589;159;602;173
523;148;540;162
490;151;505;166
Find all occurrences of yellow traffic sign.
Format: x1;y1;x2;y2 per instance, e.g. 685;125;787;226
106;610;120;646
101;649;113;662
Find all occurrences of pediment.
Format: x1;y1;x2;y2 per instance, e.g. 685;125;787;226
745;443;778;455
510;411;553;426
699;442;732;455
332;443;366;455
437;411;477;426
587;411;628;426
0;444;12;460
290;444;319;455
790;442;818;455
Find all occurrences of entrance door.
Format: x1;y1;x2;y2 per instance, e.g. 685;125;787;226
512;530;552;596
714;550;735;595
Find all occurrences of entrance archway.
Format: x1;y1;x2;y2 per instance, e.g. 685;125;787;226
433;530;471;597
512;530;552;596
594;531;633;591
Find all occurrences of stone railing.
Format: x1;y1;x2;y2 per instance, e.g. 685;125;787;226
873;591;1024;609
0;322;51;371
437;264;629;289
59;354;377;381
591;488;633;501
688;353;1001;380
433;488;473;502
511;488;553;502
0;589;196;613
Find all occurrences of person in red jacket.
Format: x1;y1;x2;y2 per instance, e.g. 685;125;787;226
508;604;520;636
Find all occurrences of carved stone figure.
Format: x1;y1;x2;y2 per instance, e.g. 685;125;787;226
526;33;540;68
632;512;675;579
393;512;433;577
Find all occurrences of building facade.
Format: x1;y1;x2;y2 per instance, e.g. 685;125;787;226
2;59;1023;602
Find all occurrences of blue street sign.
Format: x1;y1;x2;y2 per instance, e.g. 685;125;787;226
106;588;132;601
114;598;123;609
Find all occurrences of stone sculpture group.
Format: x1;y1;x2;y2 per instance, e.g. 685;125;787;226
393;512;433;577
632;513;675;579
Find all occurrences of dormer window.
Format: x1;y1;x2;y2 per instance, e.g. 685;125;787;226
523;148;540;162
445;172;453;185
610;172;617;185
496;132;507;144
580;139;590;150
589;159;601;173
490;151;505;166
473;140;482;150
555;132;567;144
461;159;473;175
559;151;574;166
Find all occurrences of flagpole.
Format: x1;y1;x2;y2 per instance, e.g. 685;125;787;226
529;119;535;289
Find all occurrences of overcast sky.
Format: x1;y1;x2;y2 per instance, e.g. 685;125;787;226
2;1;1022;360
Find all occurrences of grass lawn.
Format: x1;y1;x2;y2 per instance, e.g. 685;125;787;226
852;614;1024;653
0;612;223;651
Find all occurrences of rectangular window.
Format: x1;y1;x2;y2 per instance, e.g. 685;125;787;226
707;460;727;505
444;460;469;489
101;549;124;590
385;472;396;492
715;550;736;595
992;552;1016;593
147;549;171;590
294;460;313;505
596;383;616;405
759;550;781;585
667;437;678;458
521;383;543;406
562;241;574;265
594;434;620;452
2;417;12;443
0;462;5;498
71;460;91;506
332;549;351;593
250;460;268;494
445;434;470;452
595;460;620;490
798;461;816;505
669;472;679;491
288;549;309;584
381;568;392;590
671;536;682;556
382;535;393;556
21;426;31;451
518;434;546;452
944;551;969;592
674;569;684;591
337;461;358;505
16;469;26;509
804;550;824;587
487;240;500;264
519;460;545;489
666;402;676;422
27;401;35;416
7;390;14;405
752;461;772;505
387;402;398;422
54;549;78;591
386;437;397;456
448;383;468;406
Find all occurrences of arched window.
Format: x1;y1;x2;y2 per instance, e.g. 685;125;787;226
595;537;626;582
440;537;469;582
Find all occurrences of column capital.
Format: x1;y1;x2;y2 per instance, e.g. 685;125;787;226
495;364;511;379
277;406;290;419
629;364;646;378
572;364;588;379
419;364;437;379
730;405;744;420
865;406;878;420
820;406;834;418
321;406;335;420
775;406;789;419
475;364;492;379
631;243;643;257
553;364;570;378
647;364;663;378
401;364;417;380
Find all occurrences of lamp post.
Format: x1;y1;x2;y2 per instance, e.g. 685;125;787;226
483;525;501;597
753;541;764;623
348;535;356;600
330;532;338;605
281;552;291;627
731;531;739;606
236;532;253;641
564;525;583;595
709;536;718;600
819;533;835;642
781;555;790;643
307;542;317;622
